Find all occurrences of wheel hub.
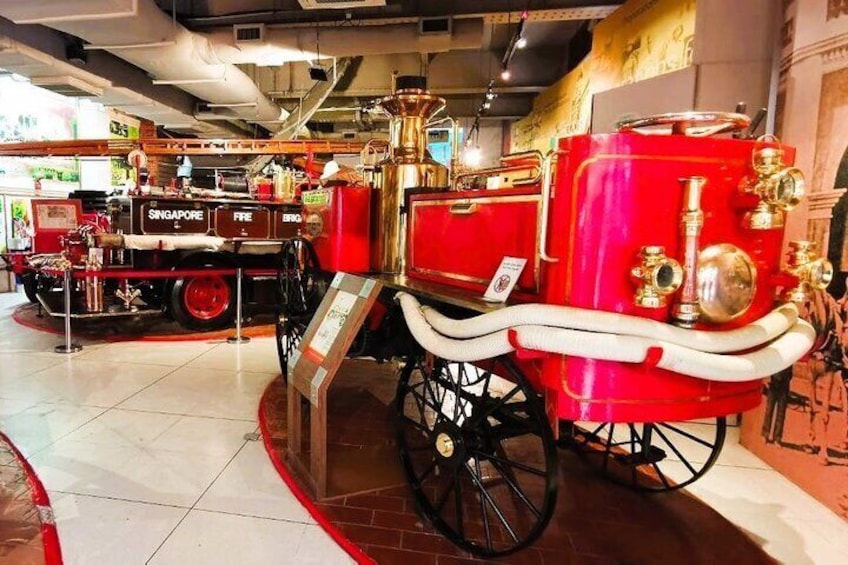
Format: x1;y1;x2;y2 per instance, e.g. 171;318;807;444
432;424;466;468
435;433;455;458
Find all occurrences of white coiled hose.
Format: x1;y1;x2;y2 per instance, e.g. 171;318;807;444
421;301;799;354
396;292;815;383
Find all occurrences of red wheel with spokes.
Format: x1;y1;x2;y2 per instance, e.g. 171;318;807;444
182;275;231;321
169;254;236;331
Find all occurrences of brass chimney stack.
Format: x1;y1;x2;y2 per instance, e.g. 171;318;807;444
371;76;450;274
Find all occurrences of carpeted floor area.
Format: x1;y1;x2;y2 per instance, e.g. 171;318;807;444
0;433;61;565
258;365;777;565
13;302;275;342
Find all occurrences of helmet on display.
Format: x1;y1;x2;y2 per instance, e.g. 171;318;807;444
320;160;340;180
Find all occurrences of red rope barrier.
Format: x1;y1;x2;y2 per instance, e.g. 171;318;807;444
39;267;283;280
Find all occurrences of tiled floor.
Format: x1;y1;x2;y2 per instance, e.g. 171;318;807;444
1;290;848;564
0;293;352;565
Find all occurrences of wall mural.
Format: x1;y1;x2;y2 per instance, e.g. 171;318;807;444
739;0;848;522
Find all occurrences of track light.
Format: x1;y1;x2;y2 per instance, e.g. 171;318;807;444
485;91;496;100
516;36;527;49
483;101;491;110
500;68;511;81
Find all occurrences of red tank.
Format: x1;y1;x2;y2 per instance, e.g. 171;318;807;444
408;132;801;423
303;185;371;273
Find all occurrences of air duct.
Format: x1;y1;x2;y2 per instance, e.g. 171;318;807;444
0;0;286;123
202;18;485;65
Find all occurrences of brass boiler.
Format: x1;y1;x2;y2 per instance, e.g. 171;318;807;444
372;76;450;273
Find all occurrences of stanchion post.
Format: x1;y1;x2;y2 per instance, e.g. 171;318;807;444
227;267;251;344
55;268;82;354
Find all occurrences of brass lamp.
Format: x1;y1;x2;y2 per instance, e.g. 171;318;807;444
743;144;805;230
783;241;833;302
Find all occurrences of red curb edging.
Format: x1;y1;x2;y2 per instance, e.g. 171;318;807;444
256;381;376;565
0;431;64;565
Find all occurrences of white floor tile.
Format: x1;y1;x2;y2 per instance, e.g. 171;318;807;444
1;402;107;457
74;340;217;366
0;351;67;381
196;440;313;524
3;359;173;407
186;339;281;375
117;365;274;421
0;396;40;420
149;510;352;565
30;409;252;506
50;491;187;565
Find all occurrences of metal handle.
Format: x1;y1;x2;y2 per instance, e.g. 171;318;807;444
539;151;559;263
449;202;477;215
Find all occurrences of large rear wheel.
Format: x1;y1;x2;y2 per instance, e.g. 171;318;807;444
396;354;557;558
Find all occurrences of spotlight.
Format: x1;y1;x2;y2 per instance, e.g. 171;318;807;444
463;146;483;167
516;36;527;49
485;91;496;100
483;101;491;110
500;68;511;81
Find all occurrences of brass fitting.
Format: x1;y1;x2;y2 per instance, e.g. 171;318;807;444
783;241;833;302
743;144;805;230
632;246;684;308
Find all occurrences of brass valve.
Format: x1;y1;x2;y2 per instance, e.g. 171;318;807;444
743;143;805;230
632;246;684;308
783;241;833;303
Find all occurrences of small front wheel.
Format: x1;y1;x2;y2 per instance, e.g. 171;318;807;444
169;255;236;331
570;418;727;492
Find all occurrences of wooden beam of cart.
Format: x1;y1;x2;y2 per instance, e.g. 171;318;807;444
0;138;368;157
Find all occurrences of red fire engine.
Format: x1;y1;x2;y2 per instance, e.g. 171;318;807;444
275;78;830;557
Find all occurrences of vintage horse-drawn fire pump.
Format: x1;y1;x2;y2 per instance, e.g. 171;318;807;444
0;139;364;330
277;76;832;557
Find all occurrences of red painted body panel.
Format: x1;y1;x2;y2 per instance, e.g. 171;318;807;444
405;133;795;423
407;188;541;296
304;185;371;273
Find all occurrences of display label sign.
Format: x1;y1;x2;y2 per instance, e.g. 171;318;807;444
215;207;271;239
305;290;358;362
140;202;210;234
274;206;304;239
483;256;528;302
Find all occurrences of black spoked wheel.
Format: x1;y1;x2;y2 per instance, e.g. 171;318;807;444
570;418;727;492
275;313;307;381
279;237;320;317
396;354;557;558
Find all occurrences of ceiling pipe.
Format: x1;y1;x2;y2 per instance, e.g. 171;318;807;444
0;0;287;123
201;18;484;65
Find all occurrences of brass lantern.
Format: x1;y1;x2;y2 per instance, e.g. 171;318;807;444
743;142;805;230
783;241;833;303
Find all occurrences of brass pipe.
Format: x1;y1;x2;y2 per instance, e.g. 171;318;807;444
673;176;707;327
453;150;545;190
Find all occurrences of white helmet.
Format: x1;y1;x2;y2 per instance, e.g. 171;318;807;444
319;160;340;180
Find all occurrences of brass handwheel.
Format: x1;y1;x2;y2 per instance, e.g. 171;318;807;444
616;111;751;137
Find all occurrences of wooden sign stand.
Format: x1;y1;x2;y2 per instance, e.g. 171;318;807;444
286;273;383;498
